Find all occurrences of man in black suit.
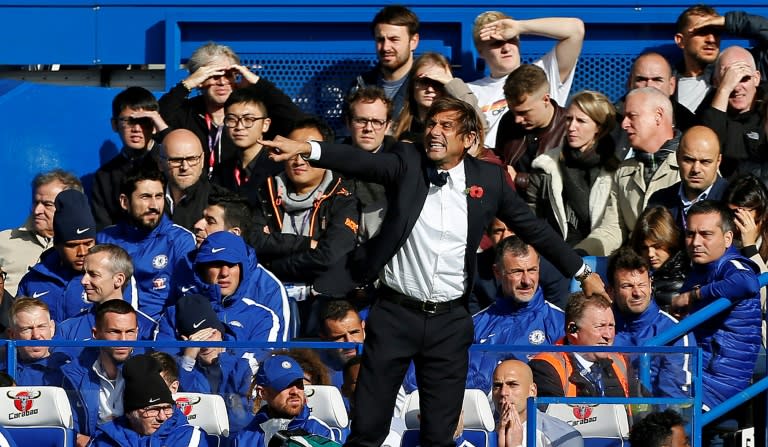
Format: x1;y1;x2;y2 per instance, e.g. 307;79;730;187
647;125;727;231
262;96;606;447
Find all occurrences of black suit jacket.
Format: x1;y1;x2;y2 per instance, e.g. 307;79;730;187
312;142;584;298
647;176;729;231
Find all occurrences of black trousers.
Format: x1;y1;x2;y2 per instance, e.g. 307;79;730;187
345;295;473;447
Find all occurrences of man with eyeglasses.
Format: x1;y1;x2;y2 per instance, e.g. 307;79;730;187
91;86;169;229
160;128;228;231
213;82;301;200
90;354;207;446
97;163;196;321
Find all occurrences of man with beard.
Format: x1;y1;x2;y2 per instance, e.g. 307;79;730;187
318;300;365;387
352;5;419;121
61;300;140;447
233;355;335;447
97;164;196;321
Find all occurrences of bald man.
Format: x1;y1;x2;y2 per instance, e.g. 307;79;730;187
648;126;726;230
701;45;766;178
161;129;227;230
576;87;681;256
492;359;583;447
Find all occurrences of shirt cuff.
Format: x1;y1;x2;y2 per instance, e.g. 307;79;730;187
181;355;196;372
307;141;322;160
574;263;589;279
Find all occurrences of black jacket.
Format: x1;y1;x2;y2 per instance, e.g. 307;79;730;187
647;176;730;231
166;178;228;231
252;173;360;284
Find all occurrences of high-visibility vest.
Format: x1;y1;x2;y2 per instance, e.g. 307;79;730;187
532;350;630;397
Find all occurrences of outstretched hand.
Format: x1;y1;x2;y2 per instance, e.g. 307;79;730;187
258;135;312;162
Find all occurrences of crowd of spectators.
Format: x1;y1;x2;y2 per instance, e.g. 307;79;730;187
2;3;768;446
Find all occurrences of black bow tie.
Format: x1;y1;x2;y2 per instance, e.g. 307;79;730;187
428;168;449;187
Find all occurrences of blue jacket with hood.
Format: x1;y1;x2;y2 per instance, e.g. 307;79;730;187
89;408;208;447
232;404;334;447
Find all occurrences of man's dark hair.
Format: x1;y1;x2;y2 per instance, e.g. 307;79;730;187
494;235;535;266
119;159;166;197
224;87;268;113
291;116;335;143
607;248;651;287
345;86;393;123
371;5;419;36
95;299;137;330
207;192;252;236
686;199;734;234
504;64;550;105
150;351;179;384
112;87;159;118
426;96;482;146
318;300;358;334
32;169;83;195
675;4;719;33
629;409;685;447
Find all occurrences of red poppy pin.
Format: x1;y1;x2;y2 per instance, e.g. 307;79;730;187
467;185;484;199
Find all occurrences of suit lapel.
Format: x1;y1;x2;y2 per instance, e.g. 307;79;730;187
464;158;484;240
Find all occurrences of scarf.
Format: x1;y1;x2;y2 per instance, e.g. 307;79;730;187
274;171;334;236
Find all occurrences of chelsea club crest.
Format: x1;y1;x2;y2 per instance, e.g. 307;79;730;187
528;330;546;345
152;254;169;269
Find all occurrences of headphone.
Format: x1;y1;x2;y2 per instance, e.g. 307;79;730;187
568;323;579;334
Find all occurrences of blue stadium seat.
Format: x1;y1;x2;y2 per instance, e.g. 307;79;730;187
0;386;75;447
173;392;230;446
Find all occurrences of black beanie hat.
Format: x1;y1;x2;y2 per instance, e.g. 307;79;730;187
53;189;96;245
175;293;226;338
122;354;175;413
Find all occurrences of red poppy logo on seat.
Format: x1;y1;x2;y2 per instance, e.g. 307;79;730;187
572;404;594;420
175;396;201;417
7;390;41;412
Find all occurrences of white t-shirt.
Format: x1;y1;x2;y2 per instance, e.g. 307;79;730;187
469;49;576;149
677;75;710;113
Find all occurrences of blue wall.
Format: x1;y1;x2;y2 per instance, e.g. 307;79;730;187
0;1;766;228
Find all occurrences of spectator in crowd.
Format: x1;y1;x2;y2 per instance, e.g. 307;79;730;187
212;82;303;200
62;300;140;446
393;52;481;144
97;164;196;321
253;126;359;334
493;359;583;447
173;293;254;432
160;129;228;231
56;244;154;345
527;90;620;245
622;53;699;137
674;6;768;114
700;46;766;180
630;206;689;312
673;200;761;409
234;354;335;446
577;87;681;256
467;236;566;392
149;350;180;393
90;354;208;447
609;248;694;398
472;219;569;312
495;65;568;193
159;42;283;176
723;174;768;343
530;292;630;399
91;87;168;229
647;125;727;231
352;5;419;122
18;189;96;322
0;169;82;297
629;409;690;447
0;265;10;336
192;192;252;247
157;231;284;353
263;95;606;447
468;11;584;149
318;300;365;387
3;298;69;386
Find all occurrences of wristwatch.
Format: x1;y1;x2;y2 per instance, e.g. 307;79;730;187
575;263;593;283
